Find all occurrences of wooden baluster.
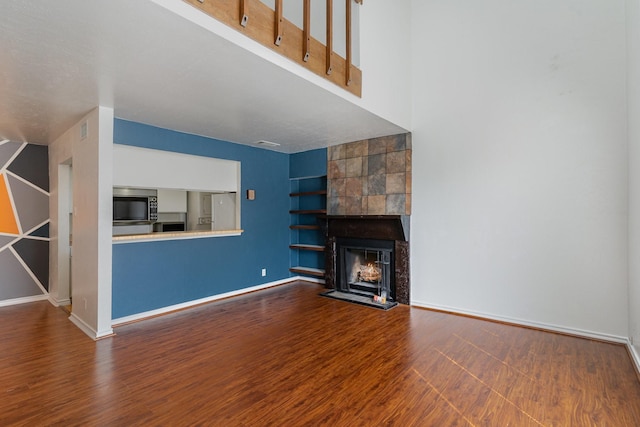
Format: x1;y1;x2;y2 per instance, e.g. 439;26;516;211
240;0;248;27
326;0;333;75
303;0;310;61
274;0;283;46
346;0;352;85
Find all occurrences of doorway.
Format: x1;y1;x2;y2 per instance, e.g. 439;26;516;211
57;161;73;309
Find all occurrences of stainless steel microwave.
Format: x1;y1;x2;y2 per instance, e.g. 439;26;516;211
113;187;158;224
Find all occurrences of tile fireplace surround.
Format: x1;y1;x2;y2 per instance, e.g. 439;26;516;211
324;133;412;305
327;133;411;216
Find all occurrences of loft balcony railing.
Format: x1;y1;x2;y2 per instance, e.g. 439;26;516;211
183;0;363;97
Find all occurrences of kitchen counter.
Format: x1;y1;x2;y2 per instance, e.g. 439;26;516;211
112;229;243;244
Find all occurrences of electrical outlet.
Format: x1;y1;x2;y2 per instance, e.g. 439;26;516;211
261;268;266;277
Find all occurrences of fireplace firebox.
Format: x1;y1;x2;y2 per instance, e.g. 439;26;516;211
338;238;395;302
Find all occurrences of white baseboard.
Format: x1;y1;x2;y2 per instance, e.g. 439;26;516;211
0;294;48;307
69;313;114;340
411;300;629;344
628;342;640;375
112;277;310;326
48;296;71;307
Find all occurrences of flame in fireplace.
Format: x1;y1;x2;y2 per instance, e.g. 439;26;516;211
358;263;382;283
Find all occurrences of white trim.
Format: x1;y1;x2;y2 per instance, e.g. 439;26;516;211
411;300;629;344
628;342;640;374
21;235;50;242
0;293;48;307
48;295;71;307
69;313;114;340
111;277;305;326
112;230;243;244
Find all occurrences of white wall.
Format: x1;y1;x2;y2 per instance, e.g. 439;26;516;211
410;0;629;339
113;144;239;193
628;0;640;355
358;0;412;131
151;0;411;133
49;107;114;339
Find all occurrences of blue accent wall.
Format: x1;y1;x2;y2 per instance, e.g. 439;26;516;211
289;148;327;271
290;148;327;179
112;120;292;319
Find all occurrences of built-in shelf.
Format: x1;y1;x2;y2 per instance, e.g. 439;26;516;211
289;190;328;197
290;224;320;230
290;244;324;251
289;209;327;215
289;266;325;277
289;175;327;280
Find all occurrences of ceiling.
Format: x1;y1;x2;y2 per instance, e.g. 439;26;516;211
0;1;405;153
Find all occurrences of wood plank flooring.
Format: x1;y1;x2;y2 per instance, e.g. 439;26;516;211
1;281;639;426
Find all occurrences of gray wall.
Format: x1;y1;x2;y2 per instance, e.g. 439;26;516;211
0;141;49;303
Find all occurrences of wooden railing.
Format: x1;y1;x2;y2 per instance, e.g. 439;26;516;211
183;0;362;97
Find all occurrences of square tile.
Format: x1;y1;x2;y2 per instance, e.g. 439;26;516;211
328;159;346;179
368;137;387;155
345;177;363;197
386;151;406;174
346;140;368;158
386;134;406;152
329;178;346;198
367;153;386;176
328;144;345;161
346;157;363;178
386;173;406;194
367;174;386;195
367;195;386;215
345;196;363;215
386;194;406;215
328;197;346;215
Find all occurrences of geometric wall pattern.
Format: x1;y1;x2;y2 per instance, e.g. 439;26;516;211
0;140;49;303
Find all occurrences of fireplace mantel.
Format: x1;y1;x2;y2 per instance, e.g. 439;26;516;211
322;215;410;242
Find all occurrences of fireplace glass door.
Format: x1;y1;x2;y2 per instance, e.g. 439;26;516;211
338;238;394;302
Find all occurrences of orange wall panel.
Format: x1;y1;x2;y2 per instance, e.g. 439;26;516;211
0;174;19;235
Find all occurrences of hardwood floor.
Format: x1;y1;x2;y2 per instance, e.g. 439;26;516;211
1;281;639;426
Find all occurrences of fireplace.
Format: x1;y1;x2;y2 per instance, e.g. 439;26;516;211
337;238;395;302
324;215;410;306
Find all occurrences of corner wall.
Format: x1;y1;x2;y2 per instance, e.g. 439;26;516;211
628;0;640;358
49;107;114;339
410;0;629;339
